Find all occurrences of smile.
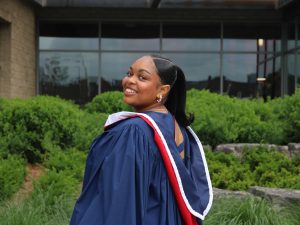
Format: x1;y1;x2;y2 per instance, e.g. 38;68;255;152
124;88;137;95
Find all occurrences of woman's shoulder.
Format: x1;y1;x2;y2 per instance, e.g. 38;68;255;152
108;115;153;136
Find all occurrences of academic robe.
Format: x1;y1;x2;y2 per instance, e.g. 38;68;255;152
70;111;213;225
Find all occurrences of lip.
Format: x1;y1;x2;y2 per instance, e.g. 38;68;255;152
123;87;137;96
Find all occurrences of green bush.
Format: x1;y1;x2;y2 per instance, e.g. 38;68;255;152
32;170;79;207
205;146;300;190
43;148;86;181
84;91;132;114
205;149;254;190
268;89;300;144
242;146;300;189
0;96;103;163
187;89;285;147
0;155;26;201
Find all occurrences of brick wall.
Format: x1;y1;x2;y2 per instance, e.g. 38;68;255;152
0;0;36;98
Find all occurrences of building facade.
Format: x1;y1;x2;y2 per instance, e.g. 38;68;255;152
0;0;36;98
0;0;299;104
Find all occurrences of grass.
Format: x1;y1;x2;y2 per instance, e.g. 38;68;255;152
205;197;299;225
1;193;299;225
0;190;76;225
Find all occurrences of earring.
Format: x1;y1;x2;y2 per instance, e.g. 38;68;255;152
156;94;162;103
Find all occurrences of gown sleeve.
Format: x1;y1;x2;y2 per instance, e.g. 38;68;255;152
70;122;153;225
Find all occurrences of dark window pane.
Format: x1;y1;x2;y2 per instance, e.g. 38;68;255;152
163;53;220;93
288;53;296;95
163;23;220;51
297;52;300;87
287;22;296;50
39;22;99;50
101;23;160;51
101;53;155;92
223;54;257;98
39;52;99;105
298;21;300;48
257;54;281;98
224;23;281;52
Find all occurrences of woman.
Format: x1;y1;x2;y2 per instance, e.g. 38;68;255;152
70;55;213;225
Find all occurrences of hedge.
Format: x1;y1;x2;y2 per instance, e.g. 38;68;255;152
205;146;300;190
186;89;285;147
84;91;132;114
0;155;26;200
0;96;106;163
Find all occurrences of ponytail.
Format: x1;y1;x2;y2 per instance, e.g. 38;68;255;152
151;55;194;127
165;66;194;127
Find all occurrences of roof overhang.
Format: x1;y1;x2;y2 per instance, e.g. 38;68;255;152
32;0;277;9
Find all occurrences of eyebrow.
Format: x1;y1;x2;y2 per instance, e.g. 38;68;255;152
130;67;151;75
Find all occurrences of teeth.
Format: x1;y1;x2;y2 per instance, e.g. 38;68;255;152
125;88;136;94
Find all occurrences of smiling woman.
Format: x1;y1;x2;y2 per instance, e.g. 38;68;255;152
69;55;213;225
122;56;171;112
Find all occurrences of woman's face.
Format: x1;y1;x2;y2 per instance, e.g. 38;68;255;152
122;56;165;112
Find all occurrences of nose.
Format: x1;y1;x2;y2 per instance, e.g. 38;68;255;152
127;74;137;84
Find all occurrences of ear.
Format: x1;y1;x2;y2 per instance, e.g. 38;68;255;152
159;84;171;97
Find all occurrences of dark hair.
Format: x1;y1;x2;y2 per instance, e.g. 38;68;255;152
150;55;194;127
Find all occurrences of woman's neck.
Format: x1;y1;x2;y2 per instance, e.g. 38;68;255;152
135;105;168;113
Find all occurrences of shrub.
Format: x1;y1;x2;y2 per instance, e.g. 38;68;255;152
0;155;26;201
242;146;300;188
84;91;132;114
32;170;79;207
187;89;284;147
205;146;300;190
43;148;86;181
205;149;254;190
268;89;300;144
0;96;103;163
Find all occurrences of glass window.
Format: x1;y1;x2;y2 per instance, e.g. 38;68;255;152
101;23;160;51
163;53;220;93
223;54;257;98
298;20;300;49
287;53;296;95
39;22;99;50
163;23;220;51
287;22;296;50
273;56;282;98
224;23;281;52
39;52;99;105
297;52;300;87
100;53;155;92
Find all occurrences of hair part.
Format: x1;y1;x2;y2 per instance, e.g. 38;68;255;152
150;55;194;127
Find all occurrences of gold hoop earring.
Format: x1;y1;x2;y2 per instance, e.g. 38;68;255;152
156;94;162;103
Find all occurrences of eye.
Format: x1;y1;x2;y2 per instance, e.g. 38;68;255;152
138;75;146;81
126;71;133;77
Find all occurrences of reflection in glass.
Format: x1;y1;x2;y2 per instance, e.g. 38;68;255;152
223;54;257;98
40;37;99;50
288;54;296;95
224;39;257;52
101;53;154;92
258;55;281;99
297;52;300;87
163;23;220;51
39;52;99;105
287;23;296;50
101;23;160;51
39;22;99;50
224;23;281;52
163;53;220;93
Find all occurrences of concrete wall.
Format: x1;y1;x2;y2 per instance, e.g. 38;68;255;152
0;0;36;98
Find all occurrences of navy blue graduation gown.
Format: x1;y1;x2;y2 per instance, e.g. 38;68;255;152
70;111;213;225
